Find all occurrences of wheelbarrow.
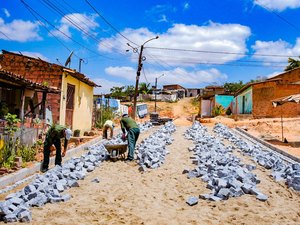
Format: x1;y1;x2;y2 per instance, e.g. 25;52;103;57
104;144;128;161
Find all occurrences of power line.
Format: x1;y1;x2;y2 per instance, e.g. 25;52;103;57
60;0;126;49
84;0;139;46
257;2;300;34
39;0;128;56
20;0;112;60
146;46;299;58
0;30;13;41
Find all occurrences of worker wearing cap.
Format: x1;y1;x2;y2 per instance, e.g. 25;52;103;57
41;124;72;172
102;120;114;139
120;114;140;161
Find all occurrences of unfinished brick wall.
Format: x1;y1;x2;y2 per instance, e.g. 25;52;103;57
268;68;300;84
0;52;62;123
253;82;300;118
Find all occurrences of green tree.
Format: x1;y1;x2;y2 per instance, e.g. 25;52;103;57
110;86;125;99
124;85;135;101
285;57;300;71
223;81;244;94
139;82;151;94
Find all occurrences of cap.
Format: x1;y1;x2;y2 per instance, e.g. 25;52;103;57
122;113;128;117
65;128;72;140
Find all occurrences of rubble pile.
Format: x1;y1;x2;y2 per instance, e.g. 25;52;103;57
213;123;300;192
184;121;267;202
0;146;108;223
137;121;176;170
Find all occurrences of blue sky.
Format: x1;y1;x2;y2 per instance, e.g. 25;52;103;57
1;0;300;94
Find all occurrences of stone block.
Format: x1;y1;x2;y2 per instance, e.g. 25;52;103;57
256;193;268;201
3;213;18;223
17;208;32;222
62;194;72;202
91;178;100;183
186;196;198;206
241;184;253;194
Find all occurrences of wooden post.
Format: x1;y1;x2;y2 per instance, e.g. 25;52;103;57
20;88;26;144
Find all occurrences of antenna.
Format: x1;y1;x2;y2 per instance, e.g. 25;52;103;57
64;51;74;67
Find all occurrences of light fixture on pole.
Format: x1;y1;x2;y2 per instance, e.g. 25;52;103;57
127;36;159;119
154;74;164;112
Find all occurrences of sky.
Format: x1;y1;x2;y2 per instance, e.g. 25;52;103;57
1;0;300;94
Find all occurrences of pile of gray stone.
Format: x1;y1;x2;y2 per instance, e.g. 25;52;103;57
138;121;153;133
213;123;300;192
0;145;108;223
184;121;267;203
137;121;176;170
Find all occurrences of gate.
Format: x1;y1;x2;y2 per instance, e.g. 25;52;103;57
65;84;75;128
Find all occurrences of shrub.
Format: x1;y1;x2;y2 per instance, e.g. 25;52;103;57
212;105;225;117
15;145;37;163
95;107;115;128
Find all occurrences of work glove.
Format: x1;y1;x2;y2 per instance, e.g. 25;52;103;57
121;133;126;142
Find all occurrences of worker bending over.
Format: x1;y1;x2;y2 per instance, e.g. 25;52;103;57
102;120;114;139
120;114;140;161
41;124;72;172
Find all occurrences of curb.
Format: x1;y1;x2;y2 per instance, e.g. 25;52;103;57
235;127;300;164
0;136;103;190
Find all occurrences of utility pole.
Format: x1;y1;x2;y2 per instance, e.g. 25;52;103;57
128;36;159;119
154;74;164;112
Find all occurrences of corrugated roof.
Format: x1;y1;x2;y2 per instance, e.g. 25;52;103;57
272;94;300;106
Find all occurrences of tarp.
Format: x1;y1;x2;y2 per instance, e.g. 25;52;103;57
272;94;300;107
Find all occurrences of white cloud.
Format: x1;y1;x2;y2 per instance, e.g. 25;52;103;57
104;66;227;88
98;22;251;67
252;38;300;63
104;66;136;81
254;0;300;11
93;78;126;94
0;18;41;42
2;8;10;18
183;2;190;10
158;14;168;23
52;13;99;40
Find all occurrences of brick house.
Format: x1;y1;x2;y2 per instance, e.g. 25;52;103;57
232;67;300;118
198;86;234;117
0;50;100;133
163;84;186;99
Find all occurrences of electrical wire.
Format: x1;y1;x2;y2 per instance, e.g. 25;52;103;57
146;46;298;58
257;1;300;34
0;30;13;41
20;0;112;60
84;0;139;47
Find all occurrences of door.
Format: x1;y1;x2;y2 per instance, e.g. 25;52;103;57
65;84;75;128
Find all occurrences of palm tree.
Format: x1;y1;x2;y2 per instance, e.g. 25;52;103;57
285;57;300;71
110;86;125;99
124;85;135;101
139;82;151;94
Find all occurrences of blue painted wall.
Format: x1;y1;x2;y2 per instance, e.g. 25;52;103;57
215;95;234;109
236;87;252;114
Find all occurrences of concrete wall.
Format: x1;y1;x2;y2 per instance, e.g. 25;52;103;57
268;67;300;83
252;82;300;118
236;87;252;114
61;72;94;132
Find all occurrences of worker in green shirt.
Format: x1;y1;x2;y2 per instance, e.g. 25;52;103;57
41;124;72;172
120;114;140;161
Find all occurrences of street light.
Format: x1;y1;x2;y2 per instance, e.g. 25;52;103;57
127;36;159;119
154;74;164;112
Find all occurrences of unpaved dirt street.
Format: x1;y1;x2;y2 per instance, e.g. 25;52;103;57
22;124;300;225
